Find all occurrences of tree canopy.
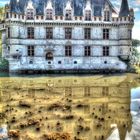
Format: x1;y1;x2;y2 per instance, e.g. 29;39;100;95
132;39;140;47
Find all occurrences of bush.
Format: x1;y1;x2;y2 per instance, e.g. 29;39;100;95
0;57;9;71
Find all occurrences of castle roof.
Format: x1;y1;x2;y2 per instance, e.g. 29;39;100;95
9;0;118;16
119;0;129;17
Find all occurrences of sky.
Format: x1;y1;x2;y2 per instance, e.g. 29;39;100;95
0;0;140;41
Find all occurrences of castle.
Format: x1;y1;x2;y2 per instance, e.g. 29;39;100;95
1;0;134;73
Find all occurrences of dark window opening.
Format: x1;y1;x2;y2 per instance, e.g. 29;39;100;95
58;61;61;64
46;27;53;39
46;9;53;20
6;12;9;18
103;29;109;40
8;27;10;38
104;11;110;21
46;52;53;60
85;10;91;21
128;29;132;39
27;27;34;39
103;46;109;56
65;28;72;39
65;46;72;57
65;10;72;20
74;61;77;64
27;9;34;20
8;46;10;51
84;28;91;39
29;60;33;64
28;46;34;57
48;61;51;64
85;46;91;56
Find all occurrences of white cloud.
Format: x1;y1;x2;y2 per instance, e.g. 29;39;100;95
0;1;9;6
134;7;140;12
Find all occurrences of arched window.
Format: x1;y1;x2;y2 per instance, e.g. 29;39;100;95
85;10;91;21
46;52;53;60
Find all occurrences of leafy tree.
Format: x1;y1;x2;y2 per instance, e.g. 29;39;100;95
132;39;140;47
131;39;140;63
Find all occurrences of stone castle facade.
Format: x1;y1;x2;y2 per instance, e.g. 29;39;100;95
1;0;134;73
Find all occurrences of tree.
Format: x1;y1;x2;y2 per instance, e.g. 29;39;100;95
132;39;140;47
131;39;140;64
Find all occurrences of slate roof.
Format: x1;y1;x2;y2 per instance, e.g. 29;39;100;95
119;0;129;17
9;0;117;16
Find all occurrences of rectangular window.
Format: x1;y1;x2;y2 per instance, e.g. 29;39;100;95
84;28;91;39
28;46;34;57
65;28;72;39
46;9;53;20
103;29;109;40
85;46;91;56
85;11;91;21
27;9;34;20
103;46;109;56
46;27;53;39
128;29;132;39
6;12;9;18
27;27;34;39
8;27;10;38
104;11;110;21
65;46;72;56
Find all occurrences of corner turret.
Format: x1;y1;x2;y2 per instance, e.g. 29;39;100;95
119;0;129;17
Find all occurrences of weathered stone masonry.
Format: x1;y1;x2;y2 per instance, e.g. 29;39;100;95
1;0;134;73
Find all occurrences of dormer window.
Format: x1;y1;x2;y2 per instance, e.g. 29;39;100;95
85;0;92;21
46;9;53;20
46;0;53;20
104;10;110;21
27;9;34;20
65;0;72;20
85;10;91;21
26;0;35;20
65;10;72;20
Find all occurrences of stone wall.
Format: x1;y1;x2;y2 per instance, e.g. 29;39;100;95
2;22;133;72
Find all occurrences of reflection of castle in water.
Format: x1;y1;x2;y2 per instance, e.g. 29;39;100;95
0;76;132;140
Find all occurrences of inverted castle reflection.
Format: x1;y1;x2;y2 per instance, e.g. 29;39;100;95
0;76;134;140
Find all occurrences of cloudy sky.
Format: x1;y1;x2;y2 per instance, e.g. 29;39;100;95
0;0;140;40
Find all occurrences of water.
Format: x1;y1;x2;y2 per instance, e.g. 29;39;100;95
0;73;140;140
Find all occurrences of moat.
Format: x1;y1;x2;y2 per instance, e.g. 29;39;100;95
0;74;140;140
